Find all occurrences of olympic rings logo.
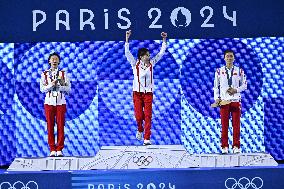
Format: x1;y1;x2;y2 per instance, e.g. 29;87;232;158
225;177;263;189
0;181;38;189
133;155;153;166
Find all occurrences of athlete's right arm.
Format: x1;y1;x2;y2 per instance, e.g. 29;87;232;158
213;68;221;101
125;30;136;67
40;72;54;93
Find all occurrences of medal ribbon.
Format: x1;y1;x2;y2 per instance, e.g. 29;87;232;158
225;66;234;87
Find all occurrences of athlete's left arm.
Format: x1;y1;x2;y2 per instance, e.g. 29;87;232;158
151;32;167;66
236;68;247;93
59;71;71;93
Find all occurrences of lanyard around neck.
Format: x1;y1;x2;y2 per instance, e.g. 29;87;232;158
225;67;234;87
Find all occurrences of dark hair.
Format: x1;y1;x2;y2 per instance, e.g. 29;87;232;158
137;48;149;60
48;52;61;63
224;49;235;57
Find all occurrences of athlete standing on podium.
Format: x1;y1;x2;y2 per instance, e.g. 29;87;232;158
40;52;71;157
213;50;247;154
125;30;167;145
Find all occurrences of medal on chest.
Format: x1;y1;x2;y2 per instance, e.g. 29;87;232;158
49;69;60;97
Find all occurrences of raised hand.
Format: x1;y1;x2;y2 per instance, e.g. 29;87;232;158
161;32;167;38
161;32;167;42
126;30;131;42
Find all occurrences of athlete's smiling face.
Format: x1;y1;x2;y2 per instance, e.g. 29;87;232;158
49;55;60;70
224;52;235;65
141;52;150;64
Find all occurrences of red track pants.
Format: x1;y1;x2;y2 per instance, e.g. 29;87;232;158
44;104;66;151
220;102;241;148
133;91;153;140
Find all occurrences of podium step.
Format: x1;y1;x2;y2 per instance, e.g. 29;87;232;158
8;145;278;171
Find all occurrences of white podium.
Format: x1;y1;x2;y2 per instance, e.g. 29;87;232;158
8;145;278;171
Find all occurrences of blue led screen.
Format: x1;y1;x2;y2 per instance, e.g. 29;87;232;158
0;37;284;166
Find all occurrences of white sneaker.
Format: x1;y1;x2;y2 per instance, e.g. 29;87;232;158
233;147;240;154
221;147;229;154
57;151;64;157
143;140;151;146
49;151;56;157
136;131;143;140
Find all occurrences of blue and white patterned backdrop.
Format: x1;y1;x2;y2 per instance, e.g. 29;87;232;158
0;37;284;166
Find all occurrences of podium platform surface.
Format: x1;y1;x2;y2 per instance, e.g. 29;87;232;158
8;145;278;171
